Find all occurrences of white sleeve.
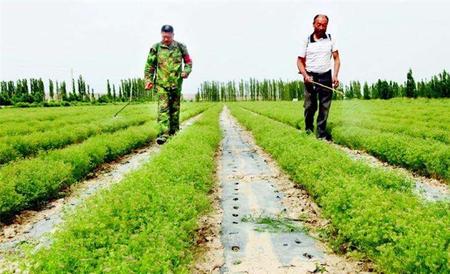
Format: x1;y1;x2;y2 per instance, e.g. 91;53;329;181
331;36;338;52
298;37;308;58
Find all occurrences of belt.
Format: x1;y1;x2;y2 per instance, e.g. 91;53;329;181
306;70;331;77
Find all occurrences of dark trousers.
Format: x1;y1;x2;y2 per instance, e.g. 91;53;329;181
303;70;332;137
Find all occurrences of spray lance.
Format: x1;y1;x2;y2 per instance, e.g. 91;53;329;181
113;89;133;118
310;80;345;97
113;72;157;118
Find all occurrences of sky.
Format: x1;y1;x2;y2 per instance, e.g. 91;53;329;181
1;0;449;96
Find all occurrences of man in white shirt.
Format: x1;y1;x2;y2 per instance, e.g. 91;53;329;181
297;14;340;140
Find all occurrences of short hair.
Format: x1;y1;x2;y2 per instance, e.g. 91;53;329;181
313;14;329;23
161;25;174;33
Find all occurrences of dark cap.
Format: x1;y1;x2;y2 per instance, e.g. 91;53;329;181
161;25;174;33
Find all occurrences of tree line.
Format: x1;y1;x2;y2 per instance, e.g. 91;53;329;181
0;76;155;107
195;79;305;102
1;69;448;106
196;69;450;101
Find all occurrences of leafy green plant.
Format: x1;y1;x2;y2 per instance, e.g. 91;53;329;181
229;105;449;273
236;100;450;182
241;215;305;233
23;105;222;273
0;103;212;219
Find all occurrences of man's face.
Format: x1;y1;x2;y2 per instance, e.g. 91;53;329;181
161;32;174;45
313;17;328;36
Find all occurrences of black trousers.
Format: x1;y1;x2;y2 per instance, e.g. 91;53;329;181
303;70;333;137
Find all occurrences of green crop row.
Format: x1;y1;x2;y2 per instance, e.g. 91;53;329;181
355;99;450;127
0;103;157;137
21;104;222;273
331;126;449;181
330;98;449;123
332;118;449;144
228;105;449;273
237;102;450;182
0;103;211;219
0;103;203;165
331;99;450;142
238;100;450;143
0;104;130;124
0;115;150;165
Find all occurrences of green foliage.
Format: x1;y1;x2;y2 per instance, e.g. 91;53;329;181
0;103;212;219
0;116;149;165
241;215;305;233
196;78;304;101
238;99;450;182
25;105;222;273
0;122;156;219
406;68;416;98
229;105;449;273
363;82;371;99
194;70;449;102
0;158;72;215
0;76;154;106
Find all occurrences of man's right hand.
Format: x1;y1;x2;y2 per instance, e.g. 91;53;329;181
303;74;313;83
145;82;154;90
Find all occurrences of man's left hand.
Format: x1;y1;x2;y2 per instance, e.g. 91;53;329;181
181;72;188;79
332;76;339;88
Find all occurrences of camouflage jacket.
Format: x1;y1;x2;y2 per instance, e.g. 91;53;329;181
144;40;192;89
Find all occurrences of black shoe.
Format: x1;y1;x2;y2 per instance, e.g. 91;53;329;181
156;136;167;145
317;132;332;141
305;129;314;135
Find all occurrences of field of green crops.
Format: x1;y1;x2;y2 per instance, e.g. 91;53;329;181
0;102;213;219
229;103;449;273
238;98;450;182
1;99;449;273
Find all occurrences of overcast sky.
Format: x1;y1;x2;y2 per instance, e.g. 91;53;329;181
1;0;449;95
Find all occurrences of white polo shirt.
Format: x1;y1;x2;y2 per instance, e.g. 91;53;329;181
298;33;337;74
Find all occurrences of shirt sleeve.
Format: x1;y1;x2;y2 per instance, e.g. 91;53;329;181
298;37;308;58
144;44;158;84
331;36;338;52
179;42;192;75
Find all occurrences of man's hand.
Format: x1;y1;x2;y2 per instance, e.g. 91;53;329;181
303;74;313;83
332;76;339;88
145;82;154;90
181;72;188;79
332;51;340;88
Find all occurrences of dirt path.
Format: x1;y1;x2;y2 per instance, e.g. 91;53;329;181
194;108;371;274
0;115;201;269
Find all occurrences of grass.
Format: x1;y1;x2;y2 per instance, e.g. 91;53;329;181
241;215;305;233
20;104;222;273
228;104;450;273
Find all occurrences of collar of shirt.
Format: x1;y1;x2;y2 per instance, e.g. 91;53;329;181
160;41;176;49
309;33;328;43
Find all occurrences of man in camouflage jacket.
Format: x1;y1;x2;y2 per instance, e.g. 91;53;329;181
144;25;192;145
